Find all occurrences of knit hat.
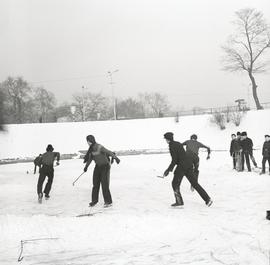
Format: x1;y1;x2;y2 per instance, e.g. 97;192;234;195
190;134;198;140
241;131;247;136
265;135;270;138
86;135;96;144
164;132;174;141
46;144;54;152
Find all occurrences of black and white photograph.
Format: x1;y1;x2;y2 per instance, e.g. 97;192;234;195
0;0;270;264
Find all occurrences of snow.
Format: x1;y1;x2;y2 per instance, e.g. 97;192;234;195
0;110;270;264
1;109;270;160
0;152;270;264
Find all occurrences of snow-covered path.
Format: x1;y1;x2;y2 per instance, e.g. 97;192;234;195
0;152;269;265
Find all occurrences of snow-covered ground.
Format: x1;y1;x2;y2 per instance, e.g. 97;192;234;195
0;151;270;265
1;109;270;160
0;109;270;264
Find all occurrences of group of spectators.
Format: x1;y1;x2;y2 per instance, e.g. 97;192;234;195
230;132;270;174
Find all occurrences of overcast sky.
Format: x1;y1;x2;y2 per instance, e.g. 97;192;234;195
0;0;270;109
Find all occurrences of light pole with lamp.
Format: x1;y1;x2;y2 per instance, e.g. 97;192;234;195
107;69;119;120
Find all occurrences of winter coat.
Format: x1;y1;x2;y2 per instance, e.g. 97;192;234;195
166;140;193;172
182;140;210;156
84;143;118;167
34;156;42;166
230;139;242;155
240;137;253;153
182;140;211;155
40;151;60;167
262;141;270;158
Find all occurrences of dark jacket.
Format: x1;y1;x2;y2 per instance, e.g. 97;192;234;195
182;139;210;156
34;155;42;166
230;139;242;155
40;151;60;167
167;140;193;172
84;143;118;167
262;141;270;158
241;137;253;153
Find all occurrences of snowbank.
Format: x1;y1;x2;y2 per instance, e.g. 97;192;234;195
0;109;269;159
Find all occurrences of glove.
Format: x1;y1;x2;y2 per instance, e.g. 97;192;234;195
111;152;116;164
206;155;210;160
115;157;120;164
163;169;169;177
56;161;60;166
84;166;88;172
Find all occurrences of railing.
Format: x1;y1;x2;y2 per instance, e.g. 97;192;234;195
175;102;270;117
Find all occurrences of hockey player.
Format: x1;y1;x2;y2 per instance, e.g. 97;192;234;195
230;134;237;169
240;132;257;171
163;132;212;207
234;132;243;171
33;154;42;174
182;134;210;191
260;135;270;175
37;145;60;203
230;133;242;170
83;135;120;208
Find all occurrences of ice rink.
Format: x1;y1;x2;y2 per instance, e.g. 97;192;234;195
0;152;269;264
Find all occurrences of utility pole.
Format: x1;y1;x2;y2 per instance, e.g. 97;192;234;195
108;69;119;120
81;85;87;121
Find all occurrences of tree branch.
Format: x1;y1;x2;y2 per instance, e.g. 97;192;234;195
252;40;270;63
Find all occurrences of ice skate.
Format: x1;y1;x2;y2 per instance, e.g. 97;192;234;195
171;202;184;208
89;202;97;207
38;193;43;204
206;199;213;207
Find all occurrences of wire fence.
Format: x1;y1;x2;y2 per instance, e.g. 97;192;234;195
174;102;270;117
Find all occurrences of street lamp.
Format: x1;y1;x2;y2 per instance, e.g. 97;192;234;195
107;69;119;120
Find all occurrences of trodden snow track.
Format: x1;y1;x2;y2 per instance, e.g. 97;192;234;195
0;152;269;265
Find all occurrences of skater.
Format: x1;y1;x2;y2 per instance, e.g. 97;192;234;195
230;133;242;170
240;132;257;171
37;144;60;203
182;134;210;191
163;132;212;207
260;135;270;175
33;154;42;174
234;132;243;171
83;135;120;207
230;134;237;169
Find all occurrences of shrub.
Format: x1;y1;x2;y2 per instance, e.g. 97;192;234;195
211;111;226;130
230;110;245;126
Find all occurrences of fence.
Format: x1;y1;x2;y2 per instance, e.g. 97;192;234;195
175;102;270;117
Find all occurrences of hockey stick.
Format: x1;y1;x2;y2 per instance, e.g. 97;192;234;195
156;175;166;178
72;172;85;186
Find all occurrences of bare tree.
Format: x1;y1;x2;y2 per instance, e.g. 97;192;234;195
72;92;108;121
139;92;170;118
34;87;56;123
84;92;108;121
55;103;74;121
0;76;32;123
222;8;270;110
72;93;85;121
117;98;145;119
